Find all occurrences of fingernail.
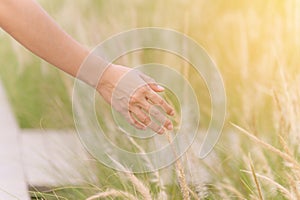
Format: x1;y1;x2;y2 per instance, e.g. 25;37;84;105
157;85;165;90
169;110;175;116
167;123;173;130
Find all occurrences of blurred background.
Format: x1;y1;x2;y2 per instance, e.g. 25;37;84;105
0;0;300;199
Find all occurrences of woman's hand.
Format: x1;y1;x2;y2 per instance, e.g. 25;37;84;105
0;0;175;134
97;64;174;134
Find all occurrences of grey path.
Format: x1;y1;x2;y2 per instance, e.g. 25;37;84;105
21;130;95;187
0;81;94;200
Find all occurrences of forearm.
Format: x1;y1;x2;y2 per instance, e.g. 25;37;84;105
0;0;175;134
0;0;89;77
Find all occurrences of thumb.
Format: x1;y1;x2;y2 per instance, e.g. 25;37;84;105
139;73;165;92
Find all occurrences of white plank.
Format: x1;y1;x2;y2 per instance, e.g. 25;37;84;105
21;130;95;186
0;82;29;200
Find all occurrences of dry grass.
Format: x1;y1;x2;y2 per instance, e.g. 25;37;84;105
2;0;300;199
165;132;190;200
249;156;263;200
107;157;152;200
232;123;300;171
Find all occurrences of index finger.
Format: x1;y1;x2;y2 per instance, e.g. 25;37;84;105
146;90;175;116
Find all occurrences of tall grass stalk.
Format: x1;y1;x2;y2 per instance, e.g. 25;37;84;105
249;156;263;200
107;155;152;200
2;0;300;199
232;123;300;171
165;132;190;200
241;170;292;199
127;136;168;199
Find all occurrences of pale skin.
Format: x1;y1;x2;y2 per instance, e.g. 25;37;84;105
0;0;174;134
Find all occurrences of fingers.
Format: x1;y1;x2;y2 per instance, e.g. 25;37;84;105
148;121;165;134
139;73;165;92
114;71;175;134
148;84;165;92
124;112;146;130
129;106;165;134
146;90;175;116
128;103;173;134
129;106;151;126
132;72;174;116
127;83;175;134
149;106;173;131
133;86;174;116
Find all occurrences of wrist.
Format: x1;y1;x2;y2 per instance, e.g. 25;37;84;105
96;64;131;103
77;54;111;89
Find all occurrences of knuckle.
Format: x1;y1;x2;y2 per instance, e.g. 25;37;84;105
164;119;171;126
158;98;164;105
143;103;151;112
140;86;148;95
130;96;139;103
142;116;151;125
128;104;135;111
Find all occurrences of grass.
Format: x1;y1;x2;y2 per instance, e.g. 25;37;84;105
0;34;74;129
1;0;300;199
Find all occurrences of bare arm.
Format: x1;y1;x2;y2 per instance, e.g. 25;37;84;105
0;0;174;134
0;0;88;77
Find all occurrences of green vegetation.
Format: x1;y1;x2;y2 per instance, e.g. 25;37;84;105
1;0;300;199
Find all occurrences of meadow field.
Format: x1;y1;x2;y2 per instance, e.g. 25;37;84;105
0;0;300;199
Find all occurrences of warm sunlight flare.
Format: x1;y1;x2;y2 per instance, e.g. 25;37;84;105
0;0;300;199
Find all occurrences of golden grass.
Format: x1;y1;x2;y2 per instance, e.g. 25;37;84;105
165;131;190;200
109;159;152;200
232;123;300;171
249;156;263;200
241;170;292;199
2;0;300;199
